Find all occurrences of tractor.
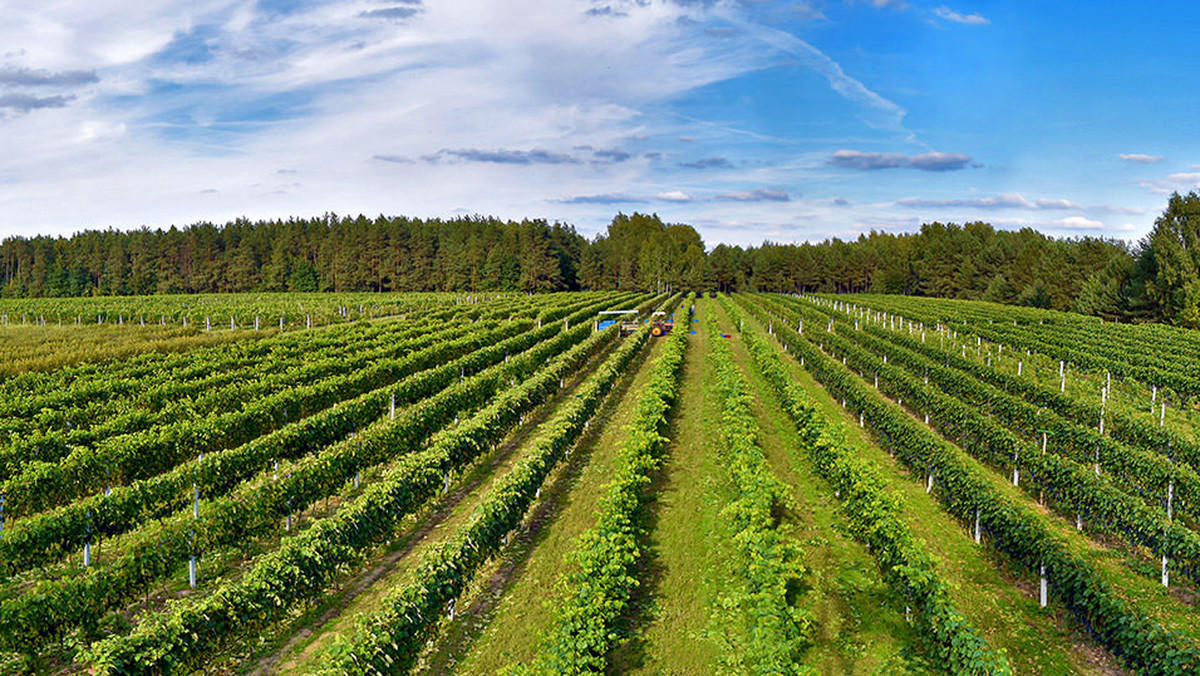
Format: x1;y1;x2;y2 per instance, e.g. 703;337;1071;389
649;311;674;337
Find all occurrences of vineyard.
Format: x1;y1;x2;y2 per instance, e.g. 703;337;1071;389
1;291;1199;674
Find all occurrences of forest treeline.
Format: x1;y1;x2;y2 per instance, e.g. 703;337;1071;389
3;192;1200;326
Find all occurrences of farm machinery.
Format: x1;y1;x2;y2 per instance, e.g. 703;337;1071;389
596;309;674;337
648;311;674;337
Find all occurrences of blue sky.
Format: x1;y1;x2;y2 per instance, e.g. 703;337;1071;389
0;0;1197;246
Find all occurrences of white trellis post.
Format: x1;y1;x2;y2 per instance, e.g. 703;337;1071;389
1164;477;1174;587
84;511;92;567
1039;563;1048;607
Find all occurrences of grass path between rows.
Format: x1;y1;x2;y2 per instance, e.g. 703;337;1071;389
733;298;1116;675
445;336;667;675
710;300;923;675
224;340;622;674
610;297;720;675
784;294;1200;649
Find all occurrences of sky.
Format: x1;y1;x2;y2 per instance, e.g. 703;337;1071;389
1;0;1198;247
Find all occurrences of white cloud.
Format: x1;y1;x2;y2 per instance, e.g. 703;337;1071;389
897;193;1078;210
0;0;775;238
896;193;1146;218
1119;153;1163;164
933;6;989;25
1051;216;1105;230
1140;172;1200;195
655;190;693;202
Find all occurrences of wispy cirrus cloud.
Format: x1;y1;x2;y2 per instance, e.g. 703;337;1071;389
655;190;693;202
829;149;975;172
425;148;581;165
933;6;989;25
358;6;423;21
1140;171;1200;194
716;187;790;202
729;19;908;132
372;154;414;164
897;193;1143;215
553;193;643;205
897;194;1078;210
1119;153;1163;164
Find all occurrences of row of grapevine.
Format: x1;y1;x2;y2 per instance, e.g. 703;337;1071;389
724;297;1012;674
0;320;477;482
0;291;566;436
803;300;1200;528
78;301;652;673
0;314;392;420
0;319;533;576
310;307;660;674
835;294;1200;396
0;288;625;509
701;309;814;673
769;294;1200;587
0;312;452;435
0;320;516;517
837;311;1200;493
0;290;541;401
836;293;1200;364
519;296;691;674
739;294;1200;673
0;291;476;334
0;296;653;653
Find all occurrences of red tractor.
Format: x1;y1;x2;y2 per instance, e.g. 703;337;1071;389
650;311;674;337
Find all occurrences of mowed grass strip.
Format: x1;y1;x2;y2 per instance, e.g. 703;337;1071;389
449;339;668;674
734;297;1109;675
775;294;1200;645
709;300;925;675
613;296;722;675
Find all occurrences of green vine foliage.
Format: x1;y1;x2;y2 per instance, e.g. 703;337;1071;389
740;294;1200;674
841;314;1200;516
767;294;1200;586
310;300;668;674
80;320;627;673
0;312;600;652
0;294;643;581
517;296;692;675
838;294;1200;397
722;297;1010;676
703;311;815;675
34;297;656;669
